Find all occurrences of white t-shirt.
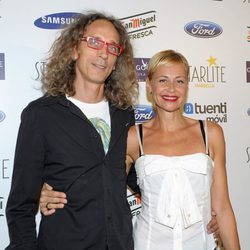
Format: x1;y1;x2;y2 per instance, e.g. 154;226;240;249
67;96;110;126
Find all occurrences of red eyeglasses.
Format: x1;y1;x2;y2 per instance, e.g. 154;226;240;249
80;36;123;56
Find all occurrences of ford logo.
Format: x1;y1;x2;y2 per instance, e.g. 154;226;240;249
184;20;223;38
247;108;250;116
135;105;155;123
34;12;82;29
0;111;6;122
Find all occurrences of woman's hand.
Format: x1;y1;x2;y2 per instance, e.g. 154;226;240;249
39;183;67;216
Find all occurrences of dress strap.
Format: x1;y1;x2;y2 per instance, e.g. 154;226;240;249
199;120;209;155
135;124;144;156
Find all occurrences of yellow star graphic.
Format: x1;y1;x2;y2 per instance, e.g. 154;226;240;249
207;56;217;66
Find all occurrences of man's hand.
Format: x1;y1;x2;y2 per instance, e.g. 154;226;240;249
39;183;67;216
207;211;219;240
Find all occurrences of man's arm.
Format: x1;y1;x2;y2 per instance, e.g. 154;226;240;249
5;107;44;250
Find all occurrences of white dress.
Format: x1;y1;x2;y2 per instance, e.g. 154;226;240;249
133;123;216;250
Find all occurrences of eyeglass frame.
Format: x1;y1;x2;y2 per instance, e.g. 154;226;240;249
80;36;124;56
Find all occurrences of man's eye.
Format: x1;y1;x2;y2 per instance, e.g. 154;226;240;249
109;45;118;52
89;38;99;45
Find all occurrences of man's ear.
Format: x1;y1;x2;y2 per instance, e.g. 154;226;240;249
72;45;79;60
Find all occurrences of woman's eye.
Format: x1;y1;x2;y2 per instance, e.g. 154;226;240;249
159;79;166;83
176;79;185;85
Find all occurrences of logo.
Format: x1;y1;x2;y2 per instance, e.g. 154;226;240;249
184;20;223;38
247;107;250;116
0;197;4;217
184;102;227;123
134;58;150;82
120;11;157;40
127;193;141;217
0;53;5;80
135;105;155;123
34;61;46;80
34;12;81;29
247;26;250;42
189;56;226;88
1;158;10;179
247;61;250;83
247;147;250;163
0;111;5;122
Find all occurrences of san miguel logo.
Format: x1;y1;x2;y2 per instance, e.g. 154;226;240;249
120;11;157;40
34;12;81;29
184;20;223;38
189;56;226;88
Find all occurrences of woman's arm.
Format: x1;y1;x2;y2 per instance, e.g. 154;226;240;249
209;121;241;250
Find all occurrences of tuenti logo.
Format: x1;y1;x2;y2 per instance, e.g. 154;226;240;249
184;102;227;123
120;11;157;40
0;53;5;80
247;61;250;82
135;105;155;123
34;12;82;29
134;58;150;82
184;20;223;38
0;111;5;122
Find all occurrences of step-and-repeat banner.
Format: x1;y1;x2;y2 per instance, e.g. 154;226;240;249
0;0;249;249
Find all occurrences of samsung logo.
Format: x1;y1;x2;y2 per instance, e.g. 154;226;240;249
184;20;223;38
135;105;155;123
34;12;82;29
0;111;5;122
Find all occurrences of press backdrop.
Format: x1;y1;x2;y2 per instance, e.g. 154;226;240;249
0;0;250;249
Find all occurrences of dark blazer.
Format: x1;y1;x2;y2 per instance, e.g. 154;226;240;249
6;95;135;250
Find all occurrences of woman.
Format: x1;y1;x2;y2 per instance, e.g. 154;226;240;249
125;50;240;249
40;50;238;249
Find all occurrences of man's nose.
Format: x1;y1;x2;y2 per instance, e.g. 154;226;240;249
98;45;109;58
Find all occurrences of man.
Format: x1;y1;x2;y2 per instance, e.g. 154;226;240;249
5;11;138;250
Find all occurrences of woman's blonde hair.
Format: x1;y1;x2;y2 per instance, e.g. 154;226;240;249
147;49;190;80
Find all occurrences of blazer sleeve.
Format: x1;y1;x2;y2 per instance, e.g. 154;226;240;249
5;105;45;250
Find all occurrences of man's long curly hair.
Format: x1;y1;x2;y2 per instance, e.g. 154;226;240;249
41;11;138;109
